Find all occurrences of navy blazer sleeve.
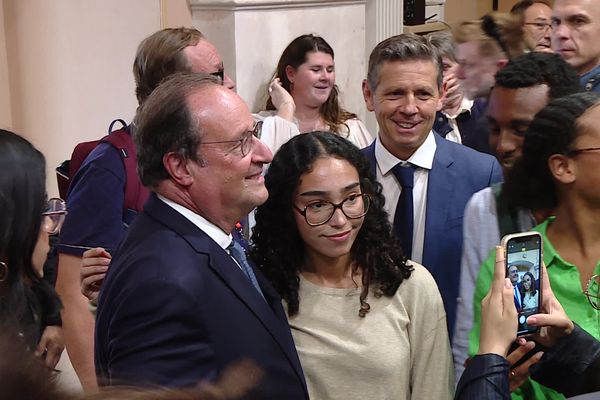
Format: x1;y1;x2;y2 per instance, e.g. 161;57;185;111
454;354;510;400
98;277;217;387
531;324;600;397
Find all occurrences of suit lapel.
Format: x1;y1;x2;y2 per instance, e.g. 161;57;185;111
144;194;306;387
206;244;306;386
362;141;377;176
423;135;456;274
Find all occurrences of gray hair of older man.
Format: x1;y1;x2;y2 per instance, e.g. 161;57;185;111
366;33;443;92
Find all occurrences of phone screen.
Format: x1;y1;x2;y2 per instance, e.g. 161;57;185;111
506;233;542;336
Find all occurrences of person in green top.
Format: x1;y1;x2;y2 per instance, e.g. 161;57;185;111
469;91;600;400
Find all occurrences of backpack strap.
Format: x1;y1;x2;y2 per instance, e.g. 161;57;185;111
492;182;520;238
100;125;149;216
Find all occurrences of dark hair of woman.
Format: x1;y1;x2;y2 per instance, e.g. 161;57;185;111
520;271;537;297
505;92;600;210
250;131;413;318
0;130;61;346
265;34;357;135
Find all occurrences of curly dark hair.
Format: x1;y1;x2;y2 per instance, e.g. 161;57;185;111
265;34;357;135
494;52;581;99
505;92;600;210
250;131;412;318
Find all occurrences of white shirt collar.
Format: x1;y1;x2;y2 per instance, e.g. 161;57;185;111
156;194;232;250
442;97;474;119
375;130;437;175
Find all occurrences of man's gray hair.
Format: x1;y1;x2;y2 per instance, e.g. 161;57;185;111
366;33;443;91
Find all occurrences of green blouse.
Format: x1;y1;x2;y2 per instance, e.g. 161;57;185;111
468;217;600;400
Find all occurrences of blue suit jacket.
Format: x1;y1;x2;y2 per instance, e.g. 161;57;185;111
95;194;308;399
363;134;502;334
433;99;493;155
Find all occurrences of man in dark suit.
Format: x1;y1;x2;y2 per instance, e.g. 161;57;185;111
361;34;502;335
94;73;308;398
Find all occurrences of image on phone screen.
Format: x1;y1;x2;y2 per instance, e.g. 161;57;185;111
506;234;542;335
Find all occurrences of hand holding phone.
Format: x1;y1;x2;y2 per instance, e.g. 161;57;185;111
501;232;543;336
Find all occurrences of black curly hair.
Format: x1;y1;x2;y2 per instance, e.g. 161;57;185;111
504;92;600;210
250;131;412;318
494;52;581;99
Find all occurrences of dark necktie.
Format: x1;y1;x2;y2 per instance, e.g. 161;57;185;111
228;240;265;300
391;163;415;258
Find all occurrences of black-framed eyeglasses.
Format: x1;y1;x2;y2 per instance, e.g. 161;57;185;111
584;274;600;310
567;147;600;156
198;121;263;157
293;193;371;226
42;198;67;235
524;22;552;32
209;68;224;82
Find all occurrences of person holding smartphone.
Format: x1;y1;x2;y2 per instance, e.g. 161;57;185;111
456;246;600;399
469;92;600;399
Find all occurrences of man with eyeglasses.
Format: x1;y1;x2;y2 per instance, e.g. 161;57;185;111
56;27;235;390
552;0;600;92
510;0;553;53
95;73;308;397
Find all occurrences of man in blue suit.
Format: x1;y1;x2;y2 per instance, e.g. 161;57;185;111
361;34;502;336
94;73;308;398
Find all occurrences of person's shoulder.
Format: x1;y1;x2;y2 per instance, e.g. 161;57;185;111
438;135;496;163
399;261;440;295
253;110;277;120
465;187;496;215
110;225;212;290
395;261;446;317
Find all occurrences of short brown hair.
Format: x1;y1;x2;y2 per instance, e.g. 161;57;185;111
510;0;553;18
367;33;443;91
133;27;204;105
453;12;525;60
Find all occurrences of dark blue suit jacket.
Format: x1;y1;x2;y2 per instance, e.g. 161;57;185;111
363;134;502;335
433;99;493;155
95;194;308;399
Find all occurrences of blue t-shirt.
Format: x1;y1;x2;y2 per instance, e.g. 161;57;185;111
58;143;126;256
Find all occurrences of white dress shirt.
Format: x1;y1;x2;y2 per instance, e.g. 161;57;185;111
375;131;437;263
157;194;232;250
441;98;474;144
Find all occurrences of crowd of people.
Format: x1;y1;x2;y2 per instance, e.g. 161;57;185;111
2;0;600;399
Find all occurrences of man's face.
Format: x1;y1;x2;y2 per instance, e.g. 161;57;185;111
487;85;549;174
523;3;553;52
552;0;600;74
187;86;272;227
508;265;519;284
184;39;236;90
456;41;500;99
363;59;443;160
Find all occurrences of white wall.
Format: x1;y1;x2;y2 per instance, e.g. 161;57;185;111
192;1;368;122
2;0;191;197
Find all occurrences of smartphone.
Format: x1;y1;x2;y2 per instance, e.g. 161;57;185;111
500;231;543;336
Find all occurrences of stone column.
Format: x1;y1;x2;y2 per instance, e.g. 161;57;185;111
190;0;369;121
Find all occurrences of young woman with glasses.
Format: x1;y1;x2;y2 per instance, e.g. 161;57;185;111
0;129;66;368
251;131;453;399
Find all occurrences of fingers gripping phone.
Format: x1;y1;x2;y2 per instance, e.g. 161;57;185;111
501;232;543;336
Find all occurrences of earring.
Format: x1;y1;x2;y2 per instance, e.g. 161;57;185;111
0;261;7;282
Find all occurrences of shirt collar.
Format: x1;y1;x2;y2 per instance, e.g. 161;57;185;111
375;130;437;175
580;64;600;89
442;97;474;119
156;194;232;250
538;217;572;270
